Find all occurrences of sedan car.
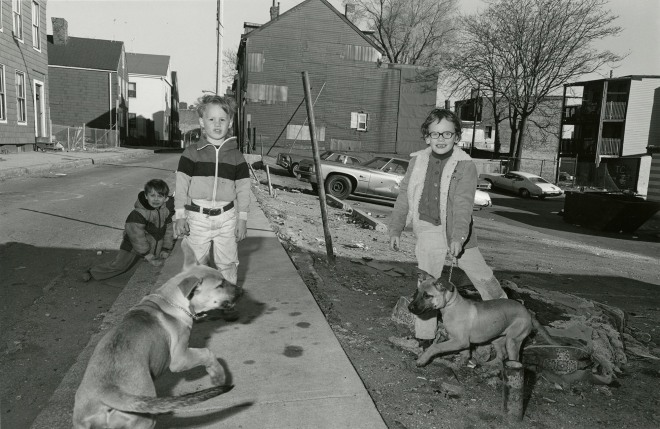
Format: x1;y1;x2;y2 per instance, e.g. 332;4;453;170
277;151;363;179
299;155;493;209
299;155;409;200
479;171;563;199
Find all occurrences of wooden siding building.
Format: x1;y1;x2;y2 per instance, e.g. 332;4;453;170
47;18;128;145
558;76;660;196
0;0;50;152
235;0;437;158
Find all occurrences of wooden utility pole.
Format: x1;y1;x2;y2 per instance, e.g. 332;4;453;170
470;87;479;157
301;71;335;263
215;0;224;94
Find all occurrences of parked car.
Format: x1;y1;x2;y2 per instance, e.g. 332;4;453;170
479;171;563;199
300;155;493;209
299;155;409;200
277;151;362;179
473;189;492;209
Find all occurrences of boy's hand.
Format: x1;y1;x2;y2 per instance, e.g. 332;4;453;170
235;219;247;242
144;254;163;267
159;251;170;259
174;218;189;237
389;236;400;251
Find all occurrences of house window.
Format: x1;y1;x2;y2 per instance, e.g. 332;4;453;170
485;126;492;138
246;83;287;103
0;65;6;122
128;82;136;98
12;0;23;40
350;112;368;131
31;1;40;49
16;71;26;123
247;53;264;72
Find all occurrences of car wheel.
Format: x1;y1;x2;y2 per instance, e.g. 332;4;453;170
290;163;301;179
519;188;531;198
325;175;352;199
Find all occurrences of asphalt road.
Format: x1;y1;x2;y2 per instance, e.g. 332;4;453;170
0;152;180;428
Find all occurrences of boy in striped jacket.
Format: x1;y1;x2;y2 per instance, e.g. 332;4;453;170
174;95;250;295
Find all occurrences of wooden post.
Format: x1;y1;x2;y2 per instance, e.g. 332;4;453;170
265;165;275;197
502;360;524;421
302;71;334;263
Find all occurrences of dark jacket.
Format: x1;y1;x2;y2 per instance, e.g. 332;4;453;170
120;191;174;256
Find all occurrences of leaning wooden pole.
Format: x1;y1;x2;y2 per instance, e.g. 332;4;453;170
302;71;335;263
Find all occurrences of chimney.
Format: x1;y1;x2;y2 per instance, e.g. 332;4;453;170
270;1;280;21
345;3;356;22
52;17;69;45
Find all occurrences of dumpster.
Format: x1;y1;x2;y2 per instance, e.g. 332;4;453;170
563;191;660;233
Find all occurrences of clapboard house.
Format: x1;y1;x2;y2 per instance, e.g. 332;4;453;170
235;0;437;157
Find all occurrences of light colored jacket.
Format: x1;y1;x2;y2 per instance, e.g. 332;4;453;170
388;147;478;249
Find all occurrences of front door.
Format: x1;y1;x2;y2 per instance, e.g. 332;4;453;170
33;80;45;137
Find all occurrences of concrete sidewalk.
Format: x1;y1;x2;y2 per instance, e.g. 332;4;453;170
28;190;386;427
0;147;154;180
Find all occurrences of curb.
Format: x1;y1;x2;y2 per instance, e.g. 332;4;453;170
0;150;153;180
29;241;180;429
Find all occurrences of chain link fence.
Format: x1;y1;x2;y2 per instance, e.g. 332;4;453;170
52;124;119;151
479;156;559;182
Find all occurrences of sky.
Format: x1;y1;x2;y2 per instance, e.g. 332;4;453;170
46;0;660;105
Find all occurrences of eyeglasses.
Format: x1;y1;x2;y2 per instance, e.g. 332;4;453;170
424;131;456;140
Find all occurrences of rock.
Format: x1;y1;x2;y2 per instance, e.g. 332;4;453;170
391;296;415;329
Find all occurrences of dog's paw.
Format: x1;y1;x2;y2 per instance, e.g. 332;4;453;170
207;363;226;385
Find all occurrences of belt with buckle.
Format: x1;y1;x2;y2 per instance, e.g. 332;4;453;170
185;201;234;216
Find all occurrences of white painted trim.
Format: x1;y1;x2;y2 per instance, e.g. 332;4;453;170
48;65;117;73
33;78;45;137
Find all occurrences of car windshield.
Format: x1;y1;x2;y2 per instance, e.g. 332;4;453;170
320;151;335;160
529;177;549;184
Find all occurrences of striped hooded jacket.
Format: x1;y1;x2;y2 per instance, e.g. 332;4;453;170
174;137;251;220
120;191;174;256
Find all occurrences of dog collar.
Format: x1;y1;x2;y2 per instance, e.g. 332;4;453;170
148;294;200;321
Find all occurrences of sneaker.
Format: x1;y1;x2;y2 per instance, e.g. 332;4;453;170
81;271;92;282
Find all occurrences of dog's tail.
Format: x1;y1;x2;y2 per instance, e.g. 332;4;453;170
529;311;559;346
104;384;234;414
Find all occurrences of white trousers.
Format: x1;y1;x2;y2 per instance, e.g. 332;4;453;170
414;220;507;339
185;209;238;284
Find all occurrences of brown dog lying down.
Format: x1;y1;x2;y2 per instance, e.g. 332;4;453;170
73;240;243;429
408;270;541;367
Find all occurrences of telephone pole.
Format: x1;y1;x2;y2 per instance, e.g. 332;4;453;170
215;0;224;94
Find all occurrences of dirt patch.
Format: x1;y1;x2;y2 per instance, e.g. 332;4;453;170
251;165;660;429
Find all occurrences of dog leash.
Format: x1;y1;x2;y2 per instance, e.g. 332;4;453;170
148;294;200;321
447;257;457;285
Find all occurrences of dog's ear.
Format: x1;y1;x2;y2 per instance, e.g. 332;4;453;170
181;239;201;270
432;277;454;292
417;269;434;283
177;275;202;298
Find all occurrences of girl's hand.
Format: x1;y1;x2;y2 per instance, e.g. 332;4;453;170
235;219;247;242
174;218;189;237
449;241;463;257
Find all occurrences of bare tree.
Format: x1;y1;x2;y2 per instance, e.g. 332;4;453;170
223;48;238;88
444;0;622;169
345;0;459;66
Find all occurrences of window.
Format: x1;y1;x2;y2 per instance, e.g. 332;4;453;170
12;0;23;40
0;65;6;122
31;1;40;49
128;82;136;98
16;71;26;123
350;112;368;131
485;126;492;139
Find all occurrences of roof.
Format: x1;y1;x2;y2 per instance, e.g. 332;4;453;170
126;53;170;76
47;36;123;71
566;75;660;87
241;0;381;53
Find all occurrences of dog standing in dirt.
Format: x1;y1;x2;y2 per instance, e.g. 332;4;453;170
73;240;243;429
408;270;533;367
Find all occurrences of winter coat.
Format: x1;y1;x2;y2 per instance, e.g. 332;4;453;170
119;191;174;256
388;146;478;249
